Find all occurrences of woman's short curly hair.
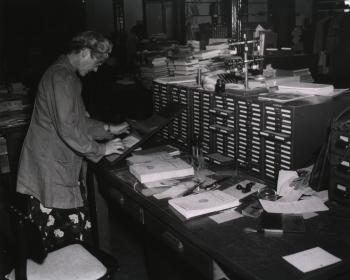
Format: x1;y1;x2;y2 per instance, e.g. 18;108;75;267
67;30;112;60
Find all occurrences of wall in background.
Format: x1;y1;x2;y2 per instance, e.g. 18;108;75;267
86;0;114;35
125;0;143;32
85;0;143;34
295;0;313;22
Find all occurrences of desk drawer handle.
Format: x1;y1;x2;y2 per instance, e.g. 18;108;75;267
162;231;184;253
118;195;125;205
110;189;125;206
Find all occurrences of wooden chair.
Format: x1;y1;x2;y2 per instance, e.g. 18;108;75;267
5;200;119;280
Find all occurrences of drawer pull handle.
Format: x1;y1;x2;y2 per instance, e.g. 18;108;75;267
119;196;125;205
162;231;184;253
111;189;125;206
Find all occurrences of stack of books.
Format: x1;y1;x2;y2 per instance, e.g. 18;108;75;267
172;59;199;77
187;40;200;52
140;56;169;88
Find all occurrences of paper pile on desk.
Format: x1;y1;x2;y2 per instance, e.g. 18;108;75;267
259;198;328;214
259;169;329;214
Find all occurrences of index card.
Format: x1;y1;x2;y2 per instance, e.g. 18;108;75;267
283;247;341;273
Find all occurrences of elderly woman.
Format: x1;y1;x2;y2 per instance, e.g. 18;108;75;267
16;31;129;250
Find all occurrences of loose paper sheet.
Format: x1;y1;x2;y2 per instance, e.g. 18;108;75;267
283;247;341;273
209;209;243;224
277;170;299;197
259;197;328;214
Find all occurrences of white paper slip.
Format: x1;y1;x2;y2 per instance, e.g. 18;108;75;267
209;209;243;224
259;197;329;214
283;247;341;273
302;212;318;220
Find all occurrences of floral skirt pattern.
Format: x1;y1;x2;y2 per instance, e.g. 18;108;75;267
27;195;92;251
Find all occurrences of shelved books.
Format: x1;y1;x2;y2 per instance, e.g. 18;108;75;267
129;157;194;183
168;190;239;220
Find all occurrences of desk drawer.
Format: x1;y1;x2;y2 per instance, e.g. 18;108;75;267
144;211;212;278
107;187;144;224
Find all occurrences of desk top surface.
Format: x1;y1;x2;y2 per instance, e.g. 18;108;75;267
94;163;350;280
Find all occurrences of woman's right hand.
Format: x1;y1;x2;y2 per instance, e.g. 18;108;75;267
105;138;125;155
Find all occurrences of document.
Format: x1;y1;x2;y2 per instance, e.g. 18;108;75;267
259;197;329;214
283;247;341;273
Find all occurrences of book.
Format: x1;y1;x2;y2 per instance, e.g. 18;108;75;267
103;103;184;165
168;190;239;220
129;157;194;183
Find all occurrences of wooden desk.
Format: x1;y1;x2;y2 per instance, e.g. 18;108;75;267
91;162;350;280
